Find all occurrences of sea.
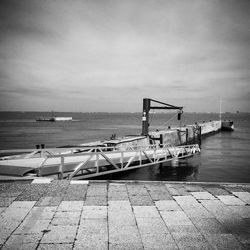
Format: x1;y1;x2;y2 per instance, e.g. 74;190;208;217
0;111;250;183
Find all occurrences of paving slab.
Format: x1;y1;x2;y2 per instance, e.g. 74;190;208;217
129;195;153;205
75;219;108;249
191;191;217;200
81;205;107;219
171;232;212;250
217;195;246;206
26;206;57;220
84;195;107;206
0;180;250;249
232;192;250;204
135;217;170;235
140;233;178;250
0;197;16;207
227;205;250;218
57;201;83;211
40;225;78;244
190;218;228;234
155;200;182;211
133;206;160;218
36;196;62;206
160;210;193;226
109;242;144;250
38;243;73;250
32;179;52;184
173;195;201;209
70;180;89;185
184;207;215;219
204;233;244;249
14;219;50;235
2;234;40;250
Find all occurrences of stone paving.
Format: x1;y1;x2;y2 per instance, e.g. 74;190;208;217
0;179;250;249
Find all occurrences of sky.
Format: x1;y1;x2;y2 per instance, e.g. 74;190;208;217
0;0;250;112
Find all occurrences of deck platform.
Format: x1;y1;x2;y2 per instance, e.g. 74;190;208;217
0;180;249;249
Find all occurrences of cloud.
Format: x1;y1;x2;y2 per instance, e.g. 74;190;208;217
0;0;250;112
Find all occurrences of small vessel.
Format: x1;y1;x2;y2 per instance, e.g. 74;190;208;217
36;111;72;122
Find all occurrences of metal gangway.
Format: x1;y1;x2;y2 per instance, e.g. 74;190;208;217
33;144;200;180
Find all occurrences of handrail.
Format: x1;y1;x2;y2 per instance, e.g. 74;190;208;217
30;143;200;179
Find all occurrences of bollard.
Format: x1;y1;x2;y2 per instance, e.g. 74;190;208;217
58;157;64;180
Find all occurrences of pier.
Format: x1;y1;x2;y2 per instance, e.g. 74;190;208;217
0;179;249;249
0;98;234;179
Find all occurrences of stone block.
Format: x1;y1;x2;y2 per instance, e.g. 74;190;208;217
171;231;211;249
155;200;181;211
204;187;230;196
160;211;193;226
9;201;36;209
233;192;250;204
3;234;40;250
70;180;89;185
41;225;78;243
190;218;228;234
52;216;80;226
173;195;200;209
130;195;153;206
217;195;246;206
109;225;141;244
1;207;33;221
108;200;132;212
32;179;52;184
74;240;108;250
184;207;214;219
14;219;50;235
76;219;108;249
133;206;160;218
0;219;20;244
38;243;73;250
204;233;244;249
136;217;170;235
26;206;57;220
57;201;83;211
36;197;62;207
84;196;107;206
228;205;250;218
109;242;143;250
0;197;16;207
140;233;178;250
81;206;107;219
148;191;173;201
191;192;216;200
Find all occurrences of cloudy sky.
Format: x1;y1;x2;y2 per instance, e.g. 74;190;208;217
0;0;249;112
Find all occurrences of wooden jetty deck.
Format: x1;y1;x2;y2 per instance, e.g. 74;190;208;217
0;179;249;249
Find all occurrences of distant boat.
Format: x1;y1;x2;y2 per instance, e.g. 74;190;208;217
36;112;72;122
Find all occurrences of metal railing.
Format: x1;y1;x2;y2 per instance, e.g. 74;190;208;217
35;144;200;180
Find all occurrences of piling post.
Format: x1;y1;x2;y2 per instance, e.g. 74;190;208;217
142;98;151;136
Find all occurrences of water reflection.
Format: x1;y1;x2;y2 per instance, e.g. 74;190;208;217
155;159;199;181
95;156;200;181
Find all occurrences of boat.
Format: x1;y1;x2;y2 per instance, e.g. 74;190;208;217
36;111;72;122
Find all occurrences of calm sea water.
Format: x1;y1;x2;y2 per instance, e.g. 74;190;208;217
0;111;250;183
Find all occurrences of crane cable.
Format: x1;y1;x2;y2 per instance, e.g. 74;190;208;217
156;112;179;130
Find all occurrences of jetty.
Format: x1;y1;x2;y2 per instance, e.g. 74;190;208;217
0;179;249;249
0;98;233;179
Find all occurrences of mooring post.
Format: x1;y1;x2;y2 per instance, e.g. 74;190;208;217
142;98;151;136
58;156;64;180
